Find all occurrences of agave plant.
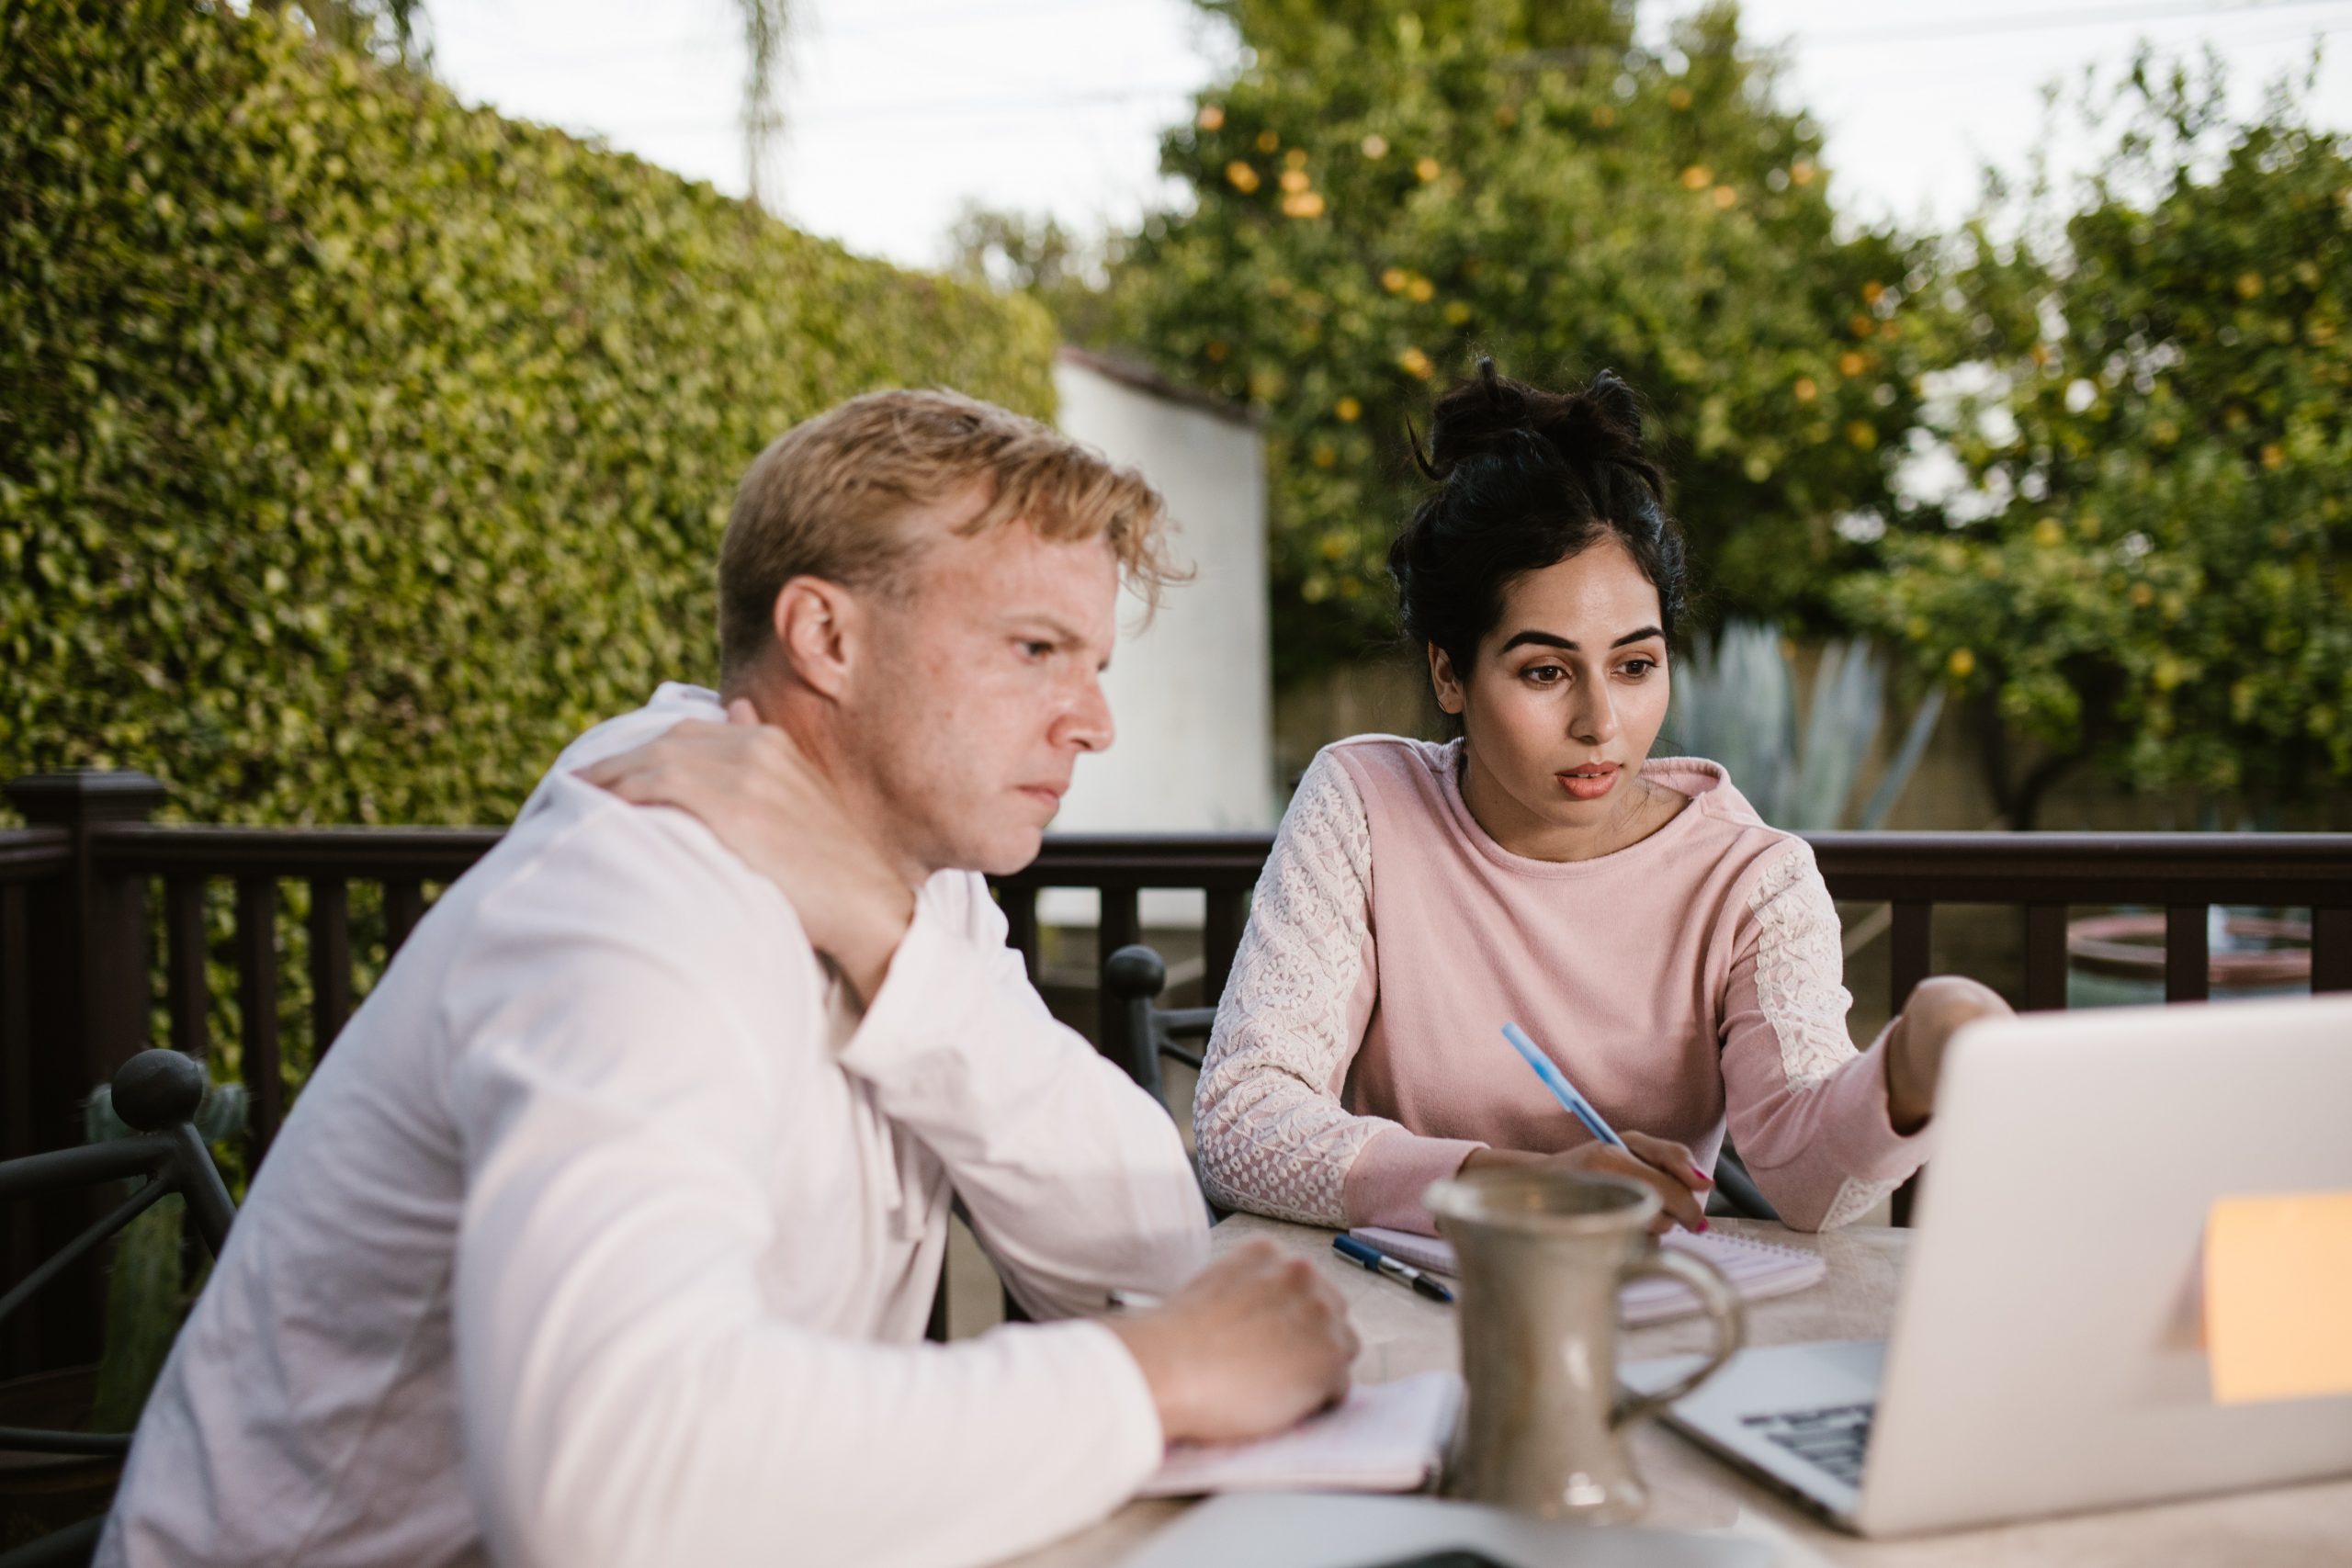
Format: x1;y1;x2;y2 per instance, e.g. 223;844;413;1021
1666;621;1943;833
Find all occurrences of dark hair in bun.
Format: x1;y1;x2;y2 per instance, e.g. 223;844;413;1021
1388;359;1688;680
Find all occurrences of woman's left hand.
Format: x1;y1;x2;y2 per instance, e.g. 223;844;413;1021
1883;976;2014;1133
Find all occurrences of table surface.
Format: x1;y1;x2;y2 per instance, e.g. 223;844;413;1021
1000;1213;2352;1568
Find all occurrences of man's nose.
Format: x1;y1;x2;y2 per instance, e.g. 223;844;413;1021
1061;672;1114;753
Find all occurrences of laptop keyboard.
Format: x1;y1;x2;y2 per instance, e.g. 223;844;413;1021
1740;1401;1875;1487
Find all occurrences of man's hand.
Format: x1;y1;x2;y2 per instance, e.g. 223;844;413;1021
1105;1239;1359;1446
1463;1131;1714;1235
1883;975;2014;1134
574;701;914;1005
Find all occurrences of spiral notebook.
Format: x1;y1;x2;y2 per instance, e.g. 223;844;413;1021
1349;1225;1826;1325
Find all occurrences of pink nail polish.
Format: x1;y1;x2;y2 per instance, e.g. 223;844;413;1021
1690;1165;1713;1186
1695;1218;1710;1233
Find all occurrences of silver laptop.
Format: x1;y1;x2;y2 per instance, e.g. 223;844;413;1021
1625;993;2352;1537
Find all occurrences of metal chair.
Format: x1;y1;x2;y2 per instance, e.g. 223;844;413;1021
1099;944;1215;1118
1705;1144;1779;1224
1100;941;1780;1224
0;1050;236;1568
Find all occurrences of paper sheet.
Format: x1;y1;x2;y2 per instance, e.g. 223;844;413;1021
2205;1190;2352;1405
1139;1371;1462;1497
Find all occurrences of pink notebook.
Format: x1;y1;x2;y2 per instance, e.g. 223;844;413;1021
1348;1225;1825;1325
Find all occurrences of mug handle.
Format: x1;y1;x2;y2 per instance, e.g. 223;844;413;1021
1610;1245;1747;1430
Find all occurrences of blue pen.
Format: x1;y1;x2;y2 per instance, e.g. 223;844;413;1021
1333;1234;1454;1303
1499;1022;1625;1148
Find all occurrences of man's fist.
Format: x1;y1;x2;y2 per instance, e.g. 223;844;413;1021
1106;1239;1359;1445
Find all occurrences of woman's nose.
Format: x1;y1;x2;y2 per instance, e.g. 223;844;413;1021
1570;685;1619;746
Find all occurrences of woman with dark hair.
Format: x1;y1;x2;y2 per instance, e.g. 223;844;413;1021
1193;362;2008;1236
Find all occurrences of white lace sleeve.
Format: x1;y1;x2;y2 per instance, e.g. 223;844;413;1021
1745;844;1862;1092
1724;840;1924;1231
1192;750;1398;1226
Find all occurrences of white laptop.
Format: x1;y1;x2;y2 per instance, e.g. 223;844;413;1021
1624;992;2352;1538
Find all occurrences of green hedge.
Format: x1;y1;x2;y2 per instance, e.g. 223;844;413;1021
0;0;1058;826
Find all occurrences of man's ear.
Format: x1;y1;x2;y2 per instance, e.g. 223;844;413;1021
771;575;865;700
1428;641;1466;716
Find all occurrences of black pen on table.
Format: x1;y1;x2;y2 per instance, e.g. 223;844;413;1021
1332;1234;1454;1303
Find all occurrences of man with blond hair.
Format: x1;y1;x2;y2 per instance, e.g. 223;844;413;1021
101;389;1356;1568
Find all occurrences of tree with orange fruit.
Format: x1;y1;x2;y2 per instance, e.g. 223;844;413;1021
1106;0;1929;677
1839;57;2352;824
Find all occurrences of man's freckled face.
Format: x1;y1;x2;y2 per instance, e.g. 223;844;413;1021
846;516;1119;878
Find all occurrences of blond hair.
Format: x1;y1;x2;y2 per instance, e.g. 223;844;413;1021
718;388;1181;680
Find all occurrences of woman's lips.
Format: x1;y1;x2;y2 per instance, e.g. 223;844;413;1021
1556;762;1620;802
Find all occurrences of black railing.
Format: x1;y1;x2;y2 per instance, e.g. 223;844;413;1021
1804;830;2352;1007
5;768;2350;1375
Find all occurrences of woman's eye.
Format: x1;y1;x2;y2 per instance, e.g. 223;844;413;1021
1019;640;1054;660
1620;659;1657;678
1524;665;1566;685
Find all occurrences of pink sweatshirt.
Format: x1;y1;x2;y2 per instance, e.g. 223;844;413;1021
1193;735;1930;1235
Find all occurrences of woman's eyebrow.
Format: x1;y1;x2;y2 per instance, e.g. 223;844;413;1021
1498;625;1664;653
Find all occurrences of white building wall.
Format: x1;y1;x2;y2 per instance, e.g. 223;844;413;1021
1047;350;1272;923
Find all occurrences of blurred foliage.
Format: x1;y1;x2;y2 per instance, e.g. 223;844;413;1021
1093;0;1931;678
254;0;796;211
0;0;1057;829
945;203;1137;350
1839;55;2352;821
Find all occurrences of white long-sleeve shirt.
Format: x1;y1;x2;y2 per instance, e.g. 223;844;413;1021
100;683;1209;1568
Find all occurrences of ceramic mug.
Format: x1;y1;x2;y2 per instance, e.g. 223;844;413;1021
1428;1167;1745;1522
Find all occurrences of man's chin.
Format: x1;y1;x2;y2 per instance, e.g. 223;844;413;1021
964;826;1048;880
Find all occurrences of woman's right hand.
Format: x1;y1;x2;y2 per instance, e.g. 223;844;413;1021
572;700;915;1006
1462;1131;1713;1235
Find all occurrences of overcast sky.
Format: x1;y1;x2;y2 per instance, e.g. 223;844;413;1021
425;0;2352;270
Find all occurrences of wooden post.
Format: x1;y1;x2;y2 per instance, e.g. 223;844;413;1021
1;876;35;1378
1000;885;1039;981
1890;902;1933;1010
2;769;168;1373
1204;888;1248;1001
2316;906;2352;994
2021;904;2069;1011
1886;904;1933;1228
2165;904;2211;1003
1098;888;1141;1050
310;876;352;1055
237;877;283;1166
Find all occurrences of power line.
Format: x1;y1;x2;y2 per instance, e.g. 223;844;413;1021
475;0;2348;141
821;0;1138;42
1802;17;2346;97
1778;0;2351;50
449;0;1175;78
574;18;2348;140
595;83;1201;136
